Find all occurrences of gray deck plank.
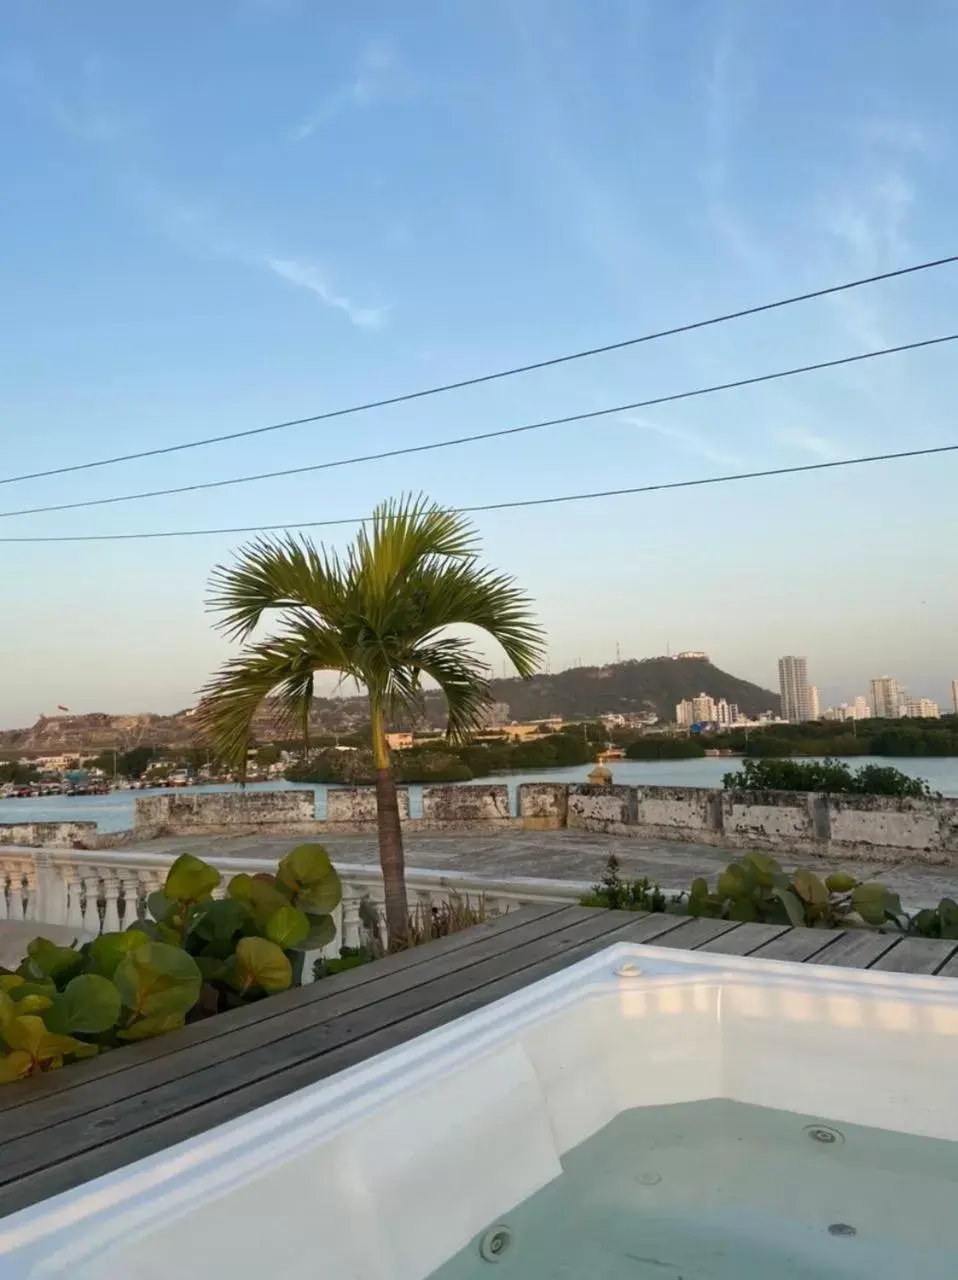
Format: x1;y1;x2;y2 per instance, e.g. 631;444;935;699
805;930;900;968
932;950;958;978
0;900;574;1116
0;911;682;1220
698;922;790;955
652;917;744;950
867;937;958;974
0;906;605;1143
748;927;841;963
0;907;665;1190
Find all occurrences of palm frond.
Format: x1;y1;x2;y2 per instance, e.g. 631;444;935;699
194;624;352;769
399;559;546;677
207;534;347;642
351;495;479;597
407;637;494;741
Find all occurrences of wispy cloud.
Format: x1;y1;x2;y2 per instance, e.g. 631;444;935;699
124;172;389;330
777;428;843;461
859;116;934;157
265;258;388;328
621;414;741;468
1;53;130;143
292;41;396;141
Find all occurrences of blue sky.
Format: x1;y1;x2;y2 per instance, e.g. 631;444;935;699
2;0;957;724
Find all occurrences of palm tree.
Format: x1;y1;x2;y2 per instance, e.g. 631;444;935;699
195;496;545;943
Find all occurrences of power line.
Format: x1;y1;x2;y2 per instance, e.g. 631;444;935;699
3;443;953;542
3;331;955;520
1;253;955;490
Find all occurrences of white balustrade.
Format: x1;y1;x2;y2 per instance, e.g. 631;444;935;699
0;848;587;956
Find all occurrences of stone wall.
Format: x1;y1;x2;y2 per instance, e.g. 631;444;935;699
42;783;958;866
325;787;410;825
0;822;100;849
134;790;318;836
517;782;569;828
567;785;636;834
421;784;513;828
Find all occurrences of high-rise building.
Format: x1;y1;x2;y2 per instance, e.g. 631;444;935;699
778;656;810;723
807;686;820;720
869;676;906;720
675;700;694;728
905;698;940;719
728;703;740;724
853;695;870;720
952;681;958;715
691;693;717;723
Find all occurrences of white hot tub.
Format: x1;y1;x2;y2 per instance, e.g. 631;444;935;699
2;943;958;1279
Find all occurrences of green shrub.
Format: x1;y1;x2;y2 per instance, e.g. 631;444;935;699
580;854;675;913
0;844;342;1084
723;756;937;798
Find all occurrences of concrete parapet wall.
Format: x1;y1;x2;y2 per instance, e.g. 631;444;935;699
518;783;568;828
325;787;410;824
567;785;636;833
0;822;100;849
637;786;718;833
421;784;512;828
135;790;317;835
27;783;958;866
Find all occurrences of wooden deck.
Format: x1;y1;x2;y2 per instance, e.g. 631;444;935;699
2;905;957;1222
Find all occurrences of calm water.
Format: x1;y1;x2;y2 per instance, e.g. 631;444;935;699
2;756;956;834
429;1099;958;1278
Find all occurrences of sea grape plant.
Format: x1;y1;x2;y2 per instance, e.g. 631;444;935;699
0;843;341;1084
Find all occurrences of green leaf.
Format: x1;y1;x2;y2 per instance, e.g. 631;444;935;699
45;974;122;1035
717;863;756;901
3;1015;88;1065
291;912;337;951
729;899;759;923
164;854;222;904
195;955;230;982
851;883;889;927
87;931;145;979
773;888;806;927
689;877;709;900
0;1050;34;1082
277;843;334;888
825;872;858;893
0;990;16;1032
265;905;310;949
16;994;54;1015
114;943;202;1019
742;852;781;887
117;1013;186;1042
24;938;86;987
296;870;342;915
227;873;254;903
0;975;25;993
147;890;174;923
189;898;253;944
7;979;57;1004
246;877;295;927
233;937;292;993
792;869;829;906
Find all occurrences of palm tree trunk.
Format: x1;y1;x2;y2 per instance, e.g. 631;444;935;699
370;698;408;944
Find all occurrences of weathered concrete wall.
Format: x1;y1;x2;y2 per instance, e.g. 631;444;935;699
421;784;513;828
826;795;958;862
134;790;317;835
637;786;719;834
722;790;815;844
0;822;100;849
567;785;636;833
325;786;410;824
518;782;569;829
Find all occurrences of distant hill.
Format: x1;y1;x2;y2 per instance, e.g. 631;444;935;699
483;657;780;722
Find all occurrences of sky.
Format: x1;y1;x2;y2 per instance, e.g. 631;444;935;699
1;0;957;726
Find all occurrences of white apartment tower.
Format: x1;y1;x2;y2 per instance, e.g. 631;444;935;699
952;680;958;716
869;676;906;720
778;656;810;723
807;686;821;720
